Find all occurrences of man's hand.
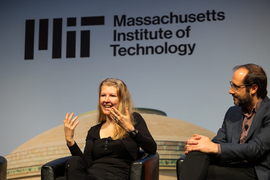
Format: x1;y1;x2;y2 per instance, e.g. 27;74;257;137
184;134;218;155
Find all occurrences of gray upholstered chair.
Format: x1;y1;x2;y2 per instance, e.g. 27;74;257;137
41;151;159;180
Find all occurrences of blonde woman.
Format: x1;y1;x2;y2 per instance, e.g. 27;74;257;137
61;78;156;180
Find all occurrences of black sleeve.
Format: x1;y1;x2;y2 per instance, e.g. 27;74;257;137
68;129;95;168
132;112;157;155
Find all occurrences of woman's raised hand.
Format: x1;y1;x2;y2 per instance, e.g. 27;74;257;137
63;112;79;146
110;107;134;133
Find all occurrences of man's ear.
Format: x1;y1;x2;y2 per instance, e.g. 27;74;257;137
250;84;258;95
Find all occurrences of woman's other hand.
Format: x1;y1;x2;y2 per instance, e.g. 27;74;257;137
110;107;134;133
63;112;79;146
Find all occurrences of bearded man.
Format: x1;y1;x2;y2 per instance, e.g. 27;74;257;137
179;64;270;180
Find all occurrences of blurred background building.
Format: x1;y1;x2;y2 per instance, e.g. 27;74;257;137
5;108;215;180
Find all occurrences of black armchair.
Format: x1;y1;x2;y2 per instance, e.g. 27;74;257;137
176;155;185;180
41;151;159;180
0;156;7;180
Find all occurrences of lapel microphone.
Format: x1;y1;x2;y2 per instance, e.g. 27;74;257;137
108;136;112;143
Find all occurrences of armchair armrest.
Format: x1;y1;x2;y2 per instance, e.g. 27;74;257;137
0;156;7;180
176;155;186;180
129;152;159;180
41;156;71;180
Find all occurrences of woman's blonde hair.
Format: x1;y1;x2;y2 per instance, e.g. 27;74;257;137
97;78;135;140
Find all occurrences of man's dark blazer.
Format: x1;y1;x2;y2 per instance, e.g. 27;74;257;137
212;96;270;180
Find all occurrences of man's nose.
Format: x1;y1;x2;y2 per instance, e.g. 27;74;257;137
229;87;234;94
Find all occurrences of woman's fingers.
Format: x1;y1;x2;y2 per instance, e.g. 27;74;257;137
71;115;78;123
72;119;80;129
68;112;74;122
64;112;78;128
65;112;69;121
125;108;130;117
110;108;121;120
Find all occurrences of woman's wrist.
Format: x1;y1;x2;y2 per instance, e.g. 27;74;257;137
126;125;135;133
66;139;75;147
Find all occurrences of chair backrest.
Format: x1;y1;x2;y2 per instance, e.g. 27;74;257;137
0;156;7;180
129;152;159;180
41;156;71;180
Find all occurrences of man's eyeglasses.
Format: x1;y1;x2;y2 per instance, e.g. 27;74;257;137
230;81;252;91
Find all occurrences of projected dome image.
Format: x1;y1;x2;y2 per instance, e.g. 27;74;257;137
5;108;216;180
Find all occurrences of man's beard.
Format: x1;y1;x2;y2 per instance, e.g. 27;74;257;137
233;92;252;107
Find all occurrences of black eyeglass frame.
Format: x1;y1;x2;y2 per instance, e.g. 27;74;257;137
230;81;253;91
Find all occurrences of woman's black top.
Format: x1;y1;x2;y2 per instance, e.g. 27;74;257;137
68;112;157;179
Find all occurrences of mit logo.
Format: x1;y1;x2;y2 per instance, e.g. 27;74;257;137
24;16;105;60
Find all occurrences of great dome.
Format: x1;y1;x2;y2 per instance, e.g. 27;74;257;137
5;108;216;180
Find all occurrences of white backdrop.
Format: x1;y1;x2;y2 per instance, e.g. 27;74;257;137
1;0;270;156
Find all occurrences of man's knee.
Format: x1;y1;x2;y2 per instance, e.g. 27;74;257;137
185;151;210;161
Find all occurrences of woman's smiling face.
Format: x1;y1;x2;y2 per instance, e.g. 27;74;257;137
99;85;120;116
